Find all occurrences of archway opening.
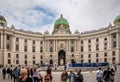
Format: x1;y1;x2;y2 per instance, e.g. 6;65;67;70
58;50;66;65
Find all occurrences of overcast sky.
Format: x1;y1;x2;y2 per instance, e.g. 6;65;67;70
0;0;120;33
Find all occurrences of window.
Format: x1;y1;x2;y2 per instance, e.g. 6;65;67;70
104;37;107;41
40;55;43;59
16;54;19;58
88;45;91;51
41;60;43;65
96;44;99;50
112;51;115;56
24;46;27;52
8;59;11;64
33;60;35;64
16;37;19;42
112;57;116;62
16;45;19;51
6;44;10;50
72;54;74;57
88;54;91;58
104;52;107;57
81;60;84;63
96;53;99;57
16;60;19;64
7;35;10;40
112;33;116;38
104;58;107;62
24;39;27;43
88;59;91;63
50;54;52;57
96;38;99;42
33;55;35;59
25;60;27;65
50;41;52;44
81;46;84;52
104;43;107;50
81;40;83;44
40;41;43;44
25;54;27;59
71;40;74;44
50;47;53;52
71;47;74;52
96;59;99;62
33;40;35;44
7;53;11;58
113;41;116;48
32;46;35;52
40;47;43;53
81;54;83;58
88;39;91;43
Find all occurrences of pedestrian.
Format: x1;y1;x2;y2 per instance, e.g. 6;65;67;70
13;66;20;82
7;67;11;79
46;66;52;75
110;68;115;82
96;68;103;82
44;74;53;82
19;68;32;82
33;68;38;82
37;69;43;82
30;68;33;77
75;69;83;82
68;70;76;82
61;70;68;82
10;68;13;80
2;67;6;79
103;67;111;82
64;64;67;71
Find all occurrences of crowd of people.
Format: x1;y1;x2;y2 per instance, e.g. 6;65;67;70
96;67;116;82
1;64;117;82
2;65;52;82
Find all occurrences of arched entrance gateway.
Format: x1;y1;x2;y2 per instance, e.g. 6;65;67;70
58;50;66;65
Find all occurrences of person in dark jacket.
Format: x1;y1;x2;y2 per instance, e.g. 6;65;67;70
46;66;52;75
19;68;32;82
75;69;83;82
103;67;111;82
2;67;6;79
7;67;11;79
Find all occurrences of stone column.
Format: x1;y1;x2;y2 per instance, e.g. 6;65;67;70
68;40;70;52
54;39;55;52
56;40;57;52
116;32;119;48
46;40;48;52
109;34;112;49
44;39;46;52
75;39;76;52
67;40;69;52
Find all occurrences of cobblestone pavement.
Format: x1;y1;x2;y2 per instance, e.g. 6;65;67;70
0;66;120;82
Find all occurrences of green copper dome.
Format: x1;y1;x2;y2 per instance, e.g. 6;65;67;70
54;14;69;26
0;15;7;26
114;15;120;25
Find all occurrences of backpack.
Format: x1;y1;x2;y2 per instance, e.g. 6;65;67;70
62;73;68;80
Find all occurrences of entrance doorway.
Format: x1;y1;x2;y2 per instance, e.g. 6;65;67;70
58;50;66;65
71;59;76;63
50;60;53;64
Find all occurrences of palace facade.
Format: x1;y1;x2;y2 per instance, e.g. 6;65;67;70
0;14;120;67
